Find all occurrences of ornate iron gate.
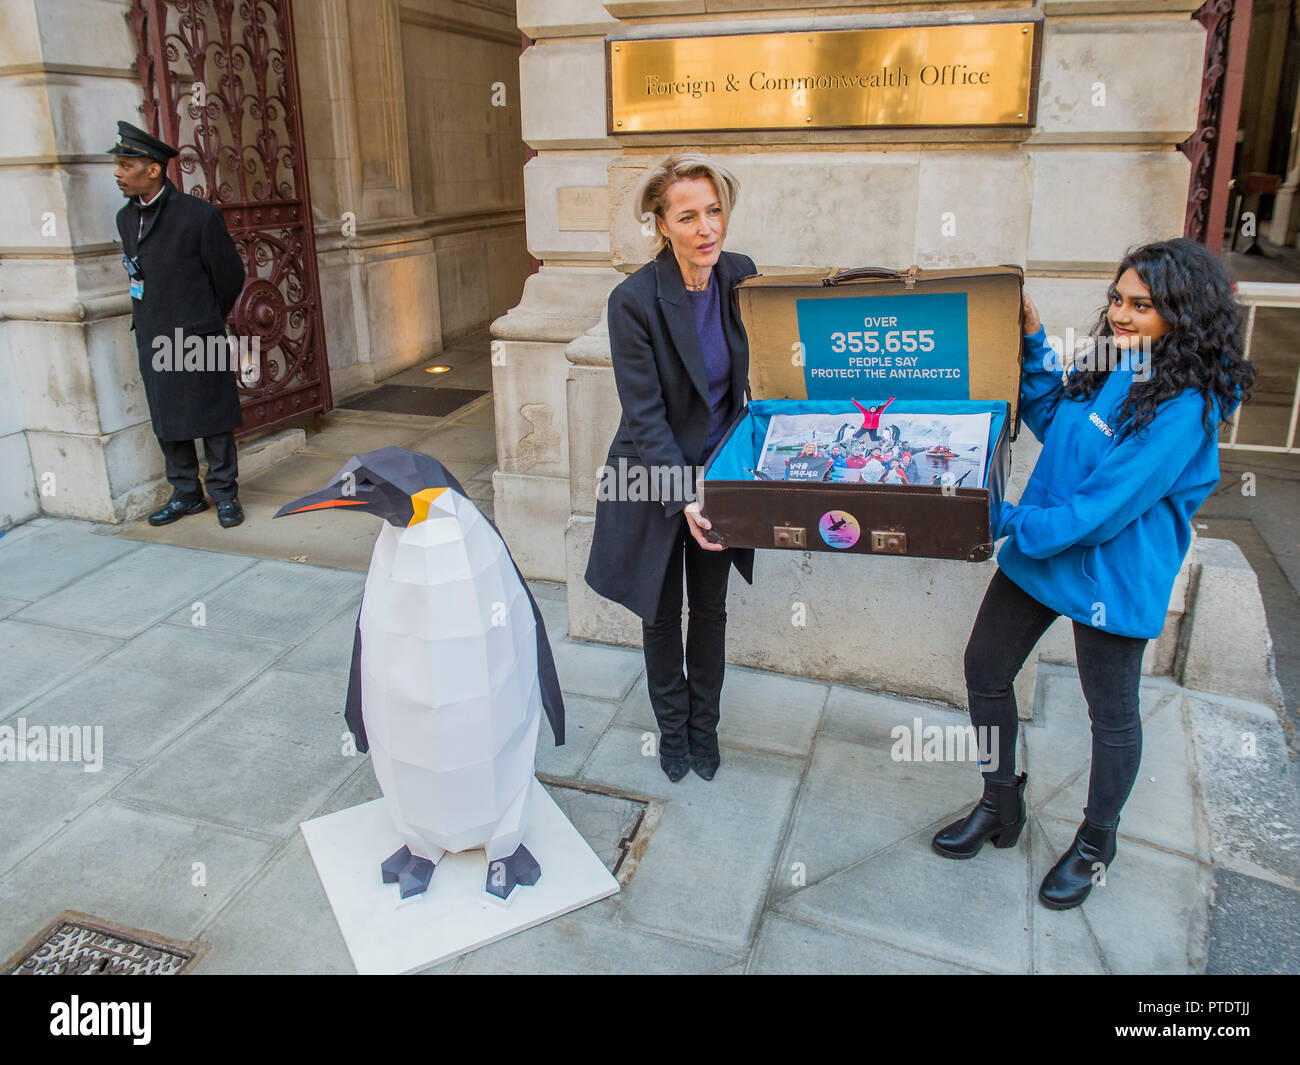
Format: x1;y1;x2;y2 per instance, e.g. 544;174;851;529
1181;0;1253;247
129;0;331;435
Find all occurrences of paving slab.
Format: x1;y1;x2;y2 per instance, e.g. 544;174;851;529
0;619;122;717
454;911;737;974
0;756;133;879
443;398;496;428
771;734;981;903
533;594;569;642
162;559;363;644
1025;819;1108;974
279;602;360;679
619;666;828;758
1037;816;1210;974
238;452;355;501
109;492;380;571
194;835;355;974
1042;694;1206;859
535;695;617;779
779;828;1032;974
301;419;431;459
114;667;354;837
1023;667;1177;808
581;724;802;951
0;516;57;546
551;638;644;701
0;521;141;600
404;425;498;463
0;596;28;618
313;758;382;818
13;544;255;639
0;801;275;965
749;912;979;974
15;624;291;765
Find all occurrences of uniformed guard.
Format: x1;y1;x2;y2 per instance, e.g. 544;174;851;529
109;120;248;528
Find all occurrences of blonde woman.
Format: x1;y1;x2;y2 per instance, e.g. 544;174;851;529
585;154;756;783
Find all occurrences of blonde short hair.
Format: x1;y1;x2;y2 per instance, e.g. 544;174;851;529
634;153;740;254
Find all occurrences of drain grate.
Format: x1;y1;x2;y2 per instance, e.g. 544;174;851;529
338;385;486;418
541;778;661;880
5;912;204;975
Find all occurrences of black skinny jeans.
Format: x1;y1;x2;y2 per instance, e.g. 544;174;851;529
642;514;734;759
966;568;1148;831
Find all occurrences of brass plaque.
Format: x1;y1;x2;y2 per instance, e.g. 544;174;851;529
556;186;609;231
609;22;1039;133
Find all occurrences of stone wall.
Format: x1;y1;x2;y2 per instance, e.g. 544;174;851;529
0;0;530;529
0;0;161;526
499;0;1207;709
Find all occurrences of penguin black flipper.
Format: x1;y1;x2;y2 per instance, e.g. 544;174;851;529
345;602;370;754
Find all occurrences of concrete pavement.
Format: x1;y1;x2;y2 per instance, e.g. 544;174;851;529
1;514;1294;973
1;331;1295;974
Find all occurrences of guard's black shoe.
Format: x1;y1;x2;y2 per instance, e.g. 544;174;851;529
216;499;244;528
931;771;1027;859
690;751;720;781
147;497;208;526
1039;820;1117;910
660;752;690;783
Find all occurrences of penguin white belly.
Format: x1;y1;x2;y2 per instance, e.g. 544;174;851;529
359;499;542;862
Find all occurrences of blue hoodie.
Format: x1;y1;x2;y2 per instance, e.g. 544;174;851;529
993;326;1225;639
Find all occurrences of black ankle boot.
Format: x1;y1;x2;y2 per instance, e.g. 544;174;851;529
1039;819;1116;910
931;772;1027;859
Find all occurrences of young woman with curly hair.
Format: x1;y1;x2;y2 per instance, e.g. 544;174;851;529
931;238;1256;910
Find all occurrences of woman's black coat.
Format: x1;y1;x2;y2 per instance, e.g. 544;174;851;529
116;179;247;441
585;245;757;622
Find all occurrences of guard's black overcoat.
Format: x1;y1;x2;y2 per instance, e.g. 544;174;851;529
116;179;246;440
585;246;757;622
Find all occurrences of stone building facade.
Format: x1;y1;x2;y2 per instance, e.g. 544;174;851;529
0;0;529;528
493;0;1210;707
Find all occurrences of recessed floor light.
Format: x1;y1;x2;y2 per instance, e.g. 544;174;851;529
425;365;452;374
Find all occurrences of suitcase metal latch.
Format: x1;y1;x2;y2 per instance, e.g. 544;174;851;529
774;526;806;548
871;530;907;554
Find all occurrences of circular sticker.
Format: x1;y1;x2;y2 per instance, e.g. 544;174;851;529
819;509;861;549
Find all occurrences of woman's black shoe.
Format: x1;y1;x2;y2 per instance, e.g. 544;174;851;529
931;772;1027;859
1039;820;1117;910
660;753;690;783
690;751;720;781
147;497;209;526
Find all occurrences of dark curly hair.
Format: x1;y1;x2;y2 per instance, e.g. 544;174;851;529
1062;238;1254;440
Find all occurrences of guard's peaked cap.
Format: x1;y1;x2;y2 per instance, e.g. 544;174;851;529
106;120;178;164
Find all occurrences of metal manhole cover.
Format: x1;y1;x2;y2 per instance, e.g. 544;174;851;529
541;777;662;882
5;912;206;975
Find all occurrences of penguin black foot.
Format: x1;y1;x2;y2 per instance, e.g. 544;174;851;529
485;844;541;901
381;845;436;899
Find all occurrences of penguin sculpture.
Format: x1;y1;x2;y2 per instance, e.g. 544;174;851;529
276;446;565;901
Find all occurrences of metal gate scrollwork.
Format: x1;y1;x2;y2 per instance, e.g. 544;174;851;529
129;0;332;435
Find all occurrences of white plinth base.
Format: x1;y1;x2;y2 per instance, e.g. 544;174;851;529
300;779;620;974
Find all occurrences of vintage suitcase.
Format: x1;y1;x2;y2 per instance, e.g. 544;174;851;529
699;264;1025;562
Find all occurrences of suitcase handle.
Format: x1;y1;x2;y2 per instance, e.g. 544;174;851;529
823;264;920;288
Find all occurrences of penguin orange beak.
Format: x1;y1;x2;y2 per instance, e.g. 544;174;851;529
274;484;371;519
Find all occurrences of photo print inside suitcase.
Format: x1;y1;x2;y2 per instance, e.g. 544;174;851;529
699;264;1026;562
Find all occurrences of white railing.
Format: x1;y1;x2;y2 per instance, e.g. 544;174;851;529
1224;281;1300;454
